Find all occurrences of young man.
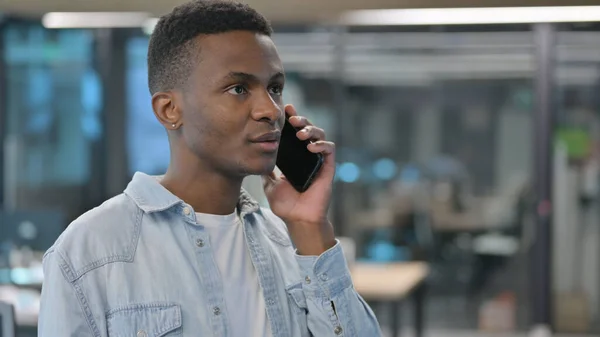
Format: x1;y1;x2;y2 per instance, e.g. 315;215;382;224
38;1;381;336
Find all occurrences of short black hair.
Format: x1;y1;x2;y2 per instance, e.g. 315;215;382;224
147;0;273;94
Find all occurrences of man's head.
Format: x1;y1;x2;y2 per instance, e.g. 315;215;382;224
148;0;285;179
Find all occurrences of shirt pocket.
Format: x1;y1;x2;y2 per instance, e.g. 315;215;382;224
106;302;182;337
286;284;311;337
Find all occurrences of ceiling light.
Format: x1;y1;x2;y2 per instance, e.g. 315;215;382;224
341;6;600;26
42;12;151;29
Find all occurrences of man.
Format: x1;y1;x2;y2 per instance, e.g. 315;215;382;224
38;1;382;336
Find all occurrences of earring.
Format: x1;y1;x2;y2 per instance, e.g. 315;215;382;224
172;124;176;128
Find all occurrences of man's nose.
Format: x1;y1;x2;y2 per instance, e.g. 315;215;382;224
251;91;282;124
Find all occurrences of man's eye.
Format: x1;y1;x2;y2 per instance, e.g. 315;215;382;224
228;85;247;95
269;85;283;96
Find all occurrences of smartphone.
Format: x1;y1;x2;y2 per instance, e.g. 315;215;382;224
276;117;324;192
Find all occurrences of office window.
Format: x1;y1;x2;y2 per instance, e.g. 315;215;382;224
3;23;100;214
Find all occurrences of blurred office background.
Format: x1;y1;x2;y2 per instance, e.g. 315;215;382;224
2;0;600;336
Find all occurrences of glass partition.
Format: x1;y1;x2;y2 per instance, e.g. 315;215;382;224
3;22;100;222
552;25;600;334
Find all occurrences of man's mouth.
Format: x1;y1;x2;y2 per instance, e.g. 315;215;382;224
250;131;281;153
250;130;281;143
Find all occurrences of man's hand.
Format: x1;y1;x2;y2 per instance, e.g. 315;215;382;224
263;104;336;256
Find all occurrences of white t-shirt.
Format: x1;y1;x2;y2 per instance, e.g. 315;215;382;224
196;210;272;337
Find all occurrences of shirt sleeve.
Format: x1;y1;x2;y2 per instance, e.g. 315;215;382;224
38;250;97;337
295;241;383;336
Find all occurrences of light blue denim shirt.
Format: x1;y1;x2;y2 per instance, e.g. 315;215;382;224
39;172;382;337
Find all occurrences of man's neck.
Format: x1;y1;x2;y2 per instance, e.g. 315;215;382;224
161;162;243;216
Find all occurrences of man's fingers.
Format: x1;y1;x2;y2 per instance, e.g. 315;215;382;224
284;104;298;118
288;116;311;129
296;126;325;141
285;105;314;131
307;141;335;155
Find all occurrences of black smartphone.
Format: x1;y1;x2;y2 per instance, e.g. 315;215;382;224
276;117;324;192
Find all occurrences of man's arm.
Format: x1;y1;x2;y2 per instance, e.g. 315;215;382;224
262;109;381;335
38;250;96;337
296;241;382;337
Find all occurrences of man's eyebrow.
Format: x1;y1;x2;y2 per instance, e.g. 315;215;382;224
270;72;285;82
224;71;285;83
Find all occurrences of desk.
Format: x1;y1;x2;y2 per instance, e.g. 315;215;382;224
351;262;428;337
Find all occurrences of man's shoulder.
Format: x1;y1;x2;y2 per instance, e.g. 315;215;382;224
69;193;141;233
46;193;143;281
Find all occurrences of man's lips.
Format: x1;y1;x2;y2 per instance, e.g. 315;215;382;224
249;130;281;152
250;130;281;143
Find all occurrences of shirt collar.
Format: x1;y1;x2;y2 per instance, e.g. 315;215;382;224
124;172;260;215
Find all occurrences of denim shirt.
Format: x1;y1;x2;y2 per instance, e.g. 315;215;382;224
38;172;382;337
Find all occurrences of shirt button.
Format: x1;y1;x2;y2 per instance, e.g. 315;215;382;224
137;330;148;337
183;207;191;215
305;276;312;284
320;273;329;281
213;307;221;315
334;325;343;335
196;238;205;247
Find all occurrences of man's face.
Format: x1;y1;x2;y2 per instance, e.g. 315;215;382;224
178;31;285;177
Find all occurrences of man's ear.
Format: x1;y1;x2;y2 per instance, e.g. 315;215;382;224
152;91;182;130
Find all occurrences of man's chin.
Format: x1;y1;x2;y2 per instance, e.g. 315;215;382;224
240;161;277;177
256;163;278;176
